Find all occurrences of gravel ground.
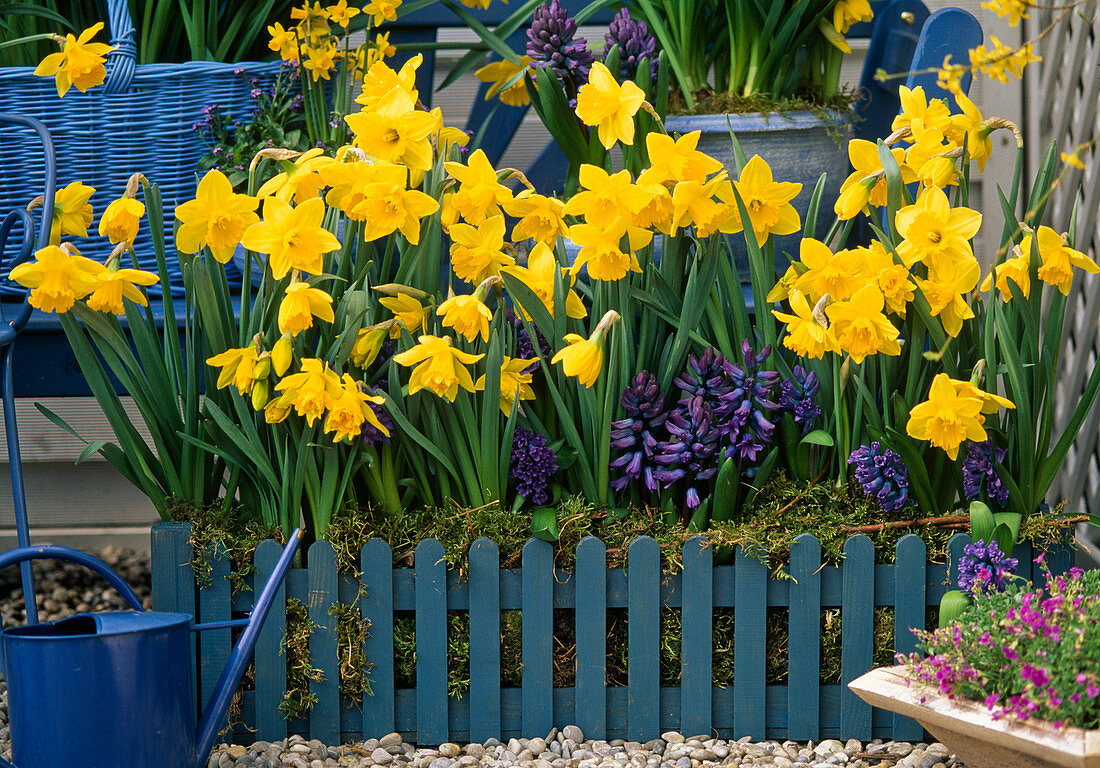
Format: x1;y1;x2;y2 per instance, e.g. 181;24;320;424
0;549;967;768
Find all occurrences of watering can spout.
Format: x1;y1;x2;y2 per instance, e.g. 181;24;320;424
193;530;301;766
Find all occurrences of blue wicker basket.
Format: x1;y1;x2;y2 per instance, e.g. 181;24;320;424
0;0;280;296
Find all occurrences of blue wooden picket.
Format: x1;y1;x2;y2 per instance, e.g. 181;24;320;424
199;542;232;735
680;537;712;737
150;522;197;714
362;538;395;737
152;522;1078;745
574;536;607;739
415;538;448;745
254;539;288;742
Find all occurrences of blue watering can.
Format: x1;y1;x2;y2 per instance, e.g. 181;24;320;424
0;531;301;768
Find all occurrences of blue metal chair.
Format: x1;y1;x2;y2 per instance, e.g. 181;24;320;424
0;113;58;625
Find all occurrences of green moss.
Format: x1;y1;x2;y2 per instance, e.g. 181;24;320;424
171;501;282;591
280;598;320;719
332;602;371;700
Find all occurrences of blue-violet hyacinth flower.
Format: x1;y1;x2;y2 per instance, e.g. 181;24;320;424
653;394;720;510
604;8;658;82
958;539;1018;595
848;441;910;513
962;440;1010;507
609;371;668;492
778;365;821;435
527;0;595;89
674;346;734;414
510;427;558;505
361;385;393;448
717;340;780;462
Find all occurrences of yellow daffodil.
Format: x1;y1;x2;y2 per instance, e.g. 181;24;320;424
894;186;981;270
86;266;158;314
272;335;294;376
379;292;428;338
504;191;568;244
766;263;801;303
257;148;332;203
667;174;727;237
324;375;389;443
476;356;538;415
290;1;330;43
772;289;839;359
325;163;438;243
915;256;980;337
98;196;145;245
444;149;514;225
835;140;915;219
268;23;299;62
1029;225;1100;296
9;244;104;313
278;281;335;335
633;181;675;233
326;0;360;27
345;86;437;171
637;132;724;187
574;61;646;149
49;181;95;243
273;357;342;425
351;323;393;367
438;292;493;342
241;196;341;279
502;242;586;321
727;155;802;245
363;0;401;26
980;248;1030;301
562;165;652;224
393;334;484;401
475;56;535;107
891;85;952;134
860;240;916;316
824;283;901;363
357;55;420;110
903;119;959;190
944;93;994;171
303;42;339;81
175;169;260;263
207;345;262;396
568;218;649;282
951;379;1015;415
34;22;115;97
449;215;515;285
790;237;866;303
906;373;988;460
551;310;619;388
833;0;873;34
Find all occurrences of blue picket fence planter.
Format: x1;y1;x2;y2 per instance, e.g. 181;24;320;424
150;522;1073;745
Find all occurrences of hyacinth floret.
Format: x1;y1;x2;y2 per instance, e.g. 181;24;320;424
958;539;1018;596
361;385;393;448
508;309;550;369
962;440;1010;507
527;0;595;88
652;394;720;510
717;340;780;462
510;427;558;505
609;371;668;492
673;346;734;411
848;441;910;513
604;8;658;82
779;364;821;435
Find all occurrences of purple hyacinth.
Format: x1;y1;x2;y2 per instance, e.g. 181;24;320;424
778;365;821;435
674;347;734;413
962;440;1010;507
510;428;558;505
716;340;780;463
652;395;721;510
361;386;393;448
610;371;668;493
848;441;909;513
526;0;595;88
958;539;1018;596
604;8;658;82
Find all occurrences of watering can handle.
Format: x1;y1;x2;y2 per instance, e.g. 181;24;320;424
0;544;145;616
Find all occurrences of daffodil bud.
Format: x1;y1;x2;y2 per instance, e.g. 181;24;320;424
272;336;293;376
251;378;269;410
253;353;272;380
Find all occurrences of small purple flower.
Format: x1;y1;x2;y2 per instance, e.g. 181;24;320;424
848;441;910;513
962;440;1009;507
510;428;558;505
958;539;1018;595
527;0;595;88
361;388;393;448
609;371;668;493
653;394;721;510
250;88;263;99
604;8;658;81
778;365;821;435
674;347;733;412
716;341;780;463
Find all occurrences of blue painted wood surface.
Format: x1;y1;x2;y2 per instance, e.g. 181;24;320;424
627;537;660;741
470;538;502;741
904;8;983;106
150;522;197;714
575;536;607;739
893;535;926;740
788;534;821;741
200;543;232;732
733;545;767;740
363;538;395;738
255;539;288;742
309;542;340;746
680;537;712;737
416;538;449;745
523;538;554;736
840;535;873;741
